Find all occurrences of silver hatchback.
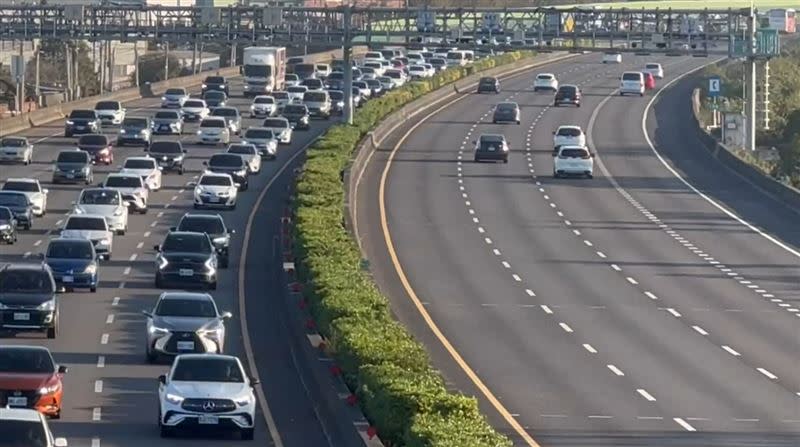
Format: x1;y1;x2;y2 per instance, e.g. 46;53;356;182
142;291;232;363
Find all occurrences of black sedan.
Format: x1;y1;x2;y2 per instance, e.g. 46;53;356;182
281;104;311;130
154;231;218;290
173;213;233;268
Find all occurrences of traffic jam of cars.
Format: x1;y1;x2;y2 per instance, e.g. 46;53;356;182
0;45;419;442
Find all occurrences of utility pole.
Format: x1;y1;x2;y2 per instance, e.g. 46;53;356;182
108;44;115;92
164;41;170;81
34;43;40;106
342;5;354;125
134;41;140;87
66;42;74;100
746;7;757;152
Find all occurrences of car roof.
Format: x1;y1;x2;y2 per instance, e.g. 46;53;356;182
559;145;589;151
537;73;554;76
0;262;50;272
4;178;37;183
81;187;119;194
106;172;140;178
245;127;271;132
0;344;52;353
1;136;27;141
166;230;208;238
557;125;582;131
124;156;155;162
479;134;505;141
0;407;44;422
201;172;233;178
203;117;226;122
497;102;518;107
180;213;224;221
66;212;106;219
175;353;238;362
49;237;93;245
159;291;214;301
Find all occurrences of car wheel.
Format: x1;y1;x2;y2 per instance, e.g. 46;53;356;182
193;203;201;209
220;256;229;269
90;286;97;293
105;253;111;261
25;222;32;230
46;319;57;339
503;158;508;164
117;228;125;236
146;348;158;364
208;281;217;291
240;428;255;440
587;173;594;179
140;207;148;215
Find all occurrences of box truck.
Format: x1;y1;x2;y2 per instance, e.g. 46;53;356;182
242;46;286;97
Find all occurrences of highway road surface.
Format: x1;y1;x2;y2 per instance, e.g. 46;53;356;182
356;53;800;447
0;77;348;447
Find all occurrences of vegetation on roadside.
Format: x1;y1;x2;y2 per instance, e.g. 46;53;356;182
293;50;535;446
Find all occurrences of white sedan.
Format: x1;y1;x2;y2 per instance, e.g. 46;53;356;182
0;136;33;165
72;188;128;235
181;99;210;122
602;52;622;64
1;178;48;216
120;156;163;191
193;172;239;210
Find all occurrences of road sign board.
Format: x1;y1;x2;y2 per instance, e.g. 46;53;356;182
708;76;721;97
10;55;24;81
416;11;435;33
730;30;780;58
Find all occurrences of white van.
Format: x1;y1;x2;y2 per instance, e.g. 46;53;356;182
620;71;645;96
462;50;475;64
446;51;467;67
363;51;386;62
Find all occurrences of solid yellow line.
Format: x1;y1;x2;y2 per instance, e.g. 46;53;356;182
377;90;543;447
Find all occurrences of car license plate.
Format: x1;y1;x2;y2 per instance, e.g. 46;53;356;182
66;173;75;179
13;312;30;321
159;161;170;166
179;269;194;276
7;396;27;407
198;415;219;425
76;126;85;130
177;341;195;351
62;275;74;283
160;125;169;131
209;196;220;203
488;146;496;151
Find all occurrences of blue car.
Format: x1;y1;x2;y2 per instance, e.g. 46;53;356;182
44;238;100;292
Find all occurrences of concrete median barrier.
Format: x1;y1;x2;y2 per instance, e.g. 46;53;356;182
27;106;65;127
0;115;33;137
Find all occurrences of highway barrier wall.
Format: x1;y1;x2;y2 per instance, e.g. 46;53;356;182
0;47;364;137
291;50;577;447
691;88;800;211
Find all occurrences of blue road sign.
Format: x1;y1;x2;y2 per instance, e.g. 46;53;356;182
708;76;721;97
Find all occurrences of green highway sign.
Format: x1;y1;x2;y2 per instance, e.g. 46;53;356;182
730;29;780;58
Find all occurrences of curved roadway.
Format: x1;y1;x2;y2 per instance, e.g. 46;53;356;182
0;77;346;447
357;53;800;446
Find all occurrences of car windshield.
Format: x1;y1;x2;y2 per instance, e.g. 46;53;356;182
122;118;147;127
201;119;225;128
95;101;119;110
205;76;224;84
70;110;96;119
154;111;179;119
288;86;308;93
353;82;367;88
0;348;55;373
560;148;590;158
124;159;155;169
244;129;274;139
328;72;343;80
156;297;217;317
284;105;306;114
0;193;28;207
386;72;401;79
329;91;344;100
410;66;424;72
497;103;517;112
366;80;380;87
558;128;582;137
172;357;244;382
79;135;107;145
209;154;244;168
199;176;232;186
211;108;238;117
47;240;94;259
0;270;54;294
65;216;106;230
1;138;26;147
558;86;577;95
302;80;323;87
304;92;327;102
179;217;225;234
254;97;274;104
0;420;48;447
57;151;88;163
149;142;182;153
263;119;288;128
2;181;37;192
183;100;205;108
204;92;225;99
273;92;289;100
105;176;142;188
285;74;299;81
646;64;660;69
480;78;495;83
0;207;12;219
80;190;119;205
163;233;212;253
622;73;641;81
165;88;186;95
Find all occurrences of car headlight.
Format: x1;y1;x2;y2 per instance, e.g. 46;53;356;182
212;236;228;244
0;224;10;230
148;324;169;335
194;187;204;197
119;129;126;134
198;326;223;339
204;258;216;274
236;169;247;177
202;84;207;88
100;148;110;155
84;264;97;274
113;207;124;216
234;395;253;407
173;155;183;162
38;383;60;395
99;238;110;245
37;299;56;311
165;393;184;404
197;130;202;135
82;166;91;173
161;97;167;100
66;120;74;125
157;254;168;270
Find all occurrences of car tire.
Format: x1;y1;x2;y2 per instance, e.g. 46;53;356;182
46;320;57;339
240;428;255;441
208;281;217;291
155;276;163;289
25;222;32;231
90;286;97;293
587;173;594;179
146;348;157;364
105;253;111;261
116;228;125;236
178;167;185;175
140;207;148;215
220;256;229;269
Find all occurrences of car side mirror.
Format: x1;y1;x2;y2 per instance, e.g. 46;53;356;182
249;376;260;386
158;374;167;385
221;311;233;319
202;161;208;166
552;152;558;157
169;226;176;231
58;365;68;374
54;438;68;447
43;188;49;194
183;149;187;153
591;153;596;158
37;253;45;260
153;245;160;252
141;310;154;318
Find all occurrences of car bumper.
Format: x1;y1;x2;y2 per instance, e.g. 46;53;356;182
194;195;236;207
153;125;181;135
161;409;254;430
475;152;508;161
162;101;183;108
52;271;98;288
199;135;227;144
65;125;98;134
0;309;56;331
156;271;216;288
91;153;113;164
620;87;644;95
149;332;220;356
118;135;150;144
250;108;274;117
0;152;26;162
156;159;183;171
52;171;90;183
554;99;580;105
555;165;593;175
98;115;122;125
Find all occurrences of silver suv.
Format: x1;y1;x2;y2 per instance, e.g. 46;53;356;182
209;107;242;135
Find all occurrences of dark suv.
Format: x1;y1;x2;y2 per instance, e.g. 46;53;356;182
0;192;33;230
173;213;234;268
0;263;59;338
203;154;249;191
154;231;218;290
554;85;581;107
281;104;310;130
477;77;500;94
202;76;229;96
146;141;186;174
52;150;93;185
64;109;102;137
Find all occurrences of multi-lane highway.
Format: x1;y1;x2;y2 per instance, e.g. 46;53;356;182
0;77;345;446
357;53;800;446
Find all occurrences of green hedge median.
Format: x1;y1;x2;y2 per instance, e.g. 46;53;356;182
293;50;535;446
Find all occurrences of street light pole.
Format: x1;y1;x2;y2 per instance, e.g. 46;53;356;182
343;5;354;125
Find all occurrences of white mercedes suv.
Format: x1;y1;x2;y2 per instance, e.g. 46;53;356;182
158;354;257;439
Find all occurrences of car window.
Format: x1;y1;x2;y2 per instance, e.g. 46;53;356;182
199;175;233;187
263;119;288;128
0;348;55;373
183;100;205;108
149;142;182;153
156;297;217;318
211;108;238;117
2;181;38;192
228;144;258;155
645;63;660;69
304;92;327;102
79;135;108;145
328;91;344;100
273;92;289;100
204;91;225;99
254;97;274;104
95;101;119;110
0;270;54;294
327;72;344;80
622;73;642;81
244;128;274;139
209;154;245;168
105;176;142;188
80;189;120;205
558;86;577;94
178;217;225;234
122;118;147;127
47;240;94;259
0;420;49;447
70;110;96;118
560;148;590;158
497;103;517;111
200;119;226;128
206;76;225;84
57;151;88;163
165;88;186;95
557;128;582;137
65;216;107;230
163;233;212;253
171;357;244;382
285;74;299;81
537;74;553;80
284;105;307;114
0;193;28;206
1;138;26;146
154;111;180;119
288;86;308;93
124;159;155;169
478;141;502;151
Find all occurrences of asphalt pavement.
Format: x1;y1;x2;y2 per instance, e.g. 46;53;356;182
356;53;800;447
0;77;345;447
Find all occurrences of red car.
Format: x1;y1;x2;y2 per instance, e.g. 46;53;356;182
0;346;67;418
642;72;656;90
76;133;114;165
